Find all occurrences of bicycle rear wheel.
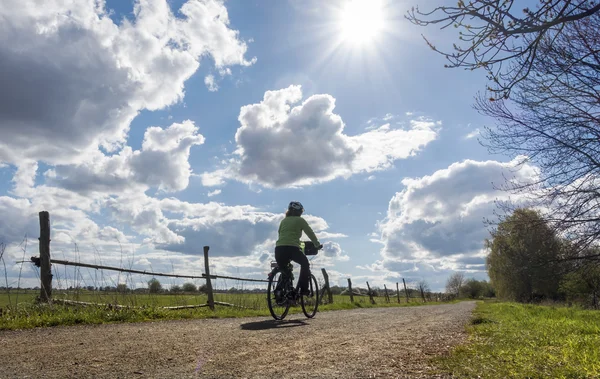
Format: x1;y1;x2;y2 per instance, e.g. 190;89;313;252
267;268;290;320
300;273;319;318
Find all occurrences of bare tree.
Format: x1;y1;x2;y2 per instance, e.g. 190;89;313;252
478;13;600;257
409;0;600;258
446;272;465;297
406;0;600;98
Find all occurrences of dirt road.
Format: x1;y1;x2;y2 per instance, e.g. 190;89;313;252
0;302;475;378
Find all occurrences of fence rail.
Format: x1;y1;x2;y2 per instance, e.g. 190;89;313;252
29;257;269;283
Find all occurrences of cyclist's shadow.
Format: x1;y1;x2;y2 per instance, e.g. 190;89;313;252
240;319;308;331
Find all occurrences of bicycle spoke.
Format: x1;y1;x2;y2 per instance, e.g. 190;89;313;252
267;269;290;320
301;273;319;318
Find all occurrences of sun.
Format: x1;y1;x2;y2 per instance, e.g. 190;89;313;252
309;0;404;79
338;0;385;45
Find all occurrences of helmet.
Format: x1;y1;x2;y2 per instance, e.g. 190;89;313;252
288;201;304;212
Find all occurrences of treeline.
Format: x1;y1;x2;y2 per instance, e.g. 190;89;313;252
486;209;600;308
42;280;212;294
445;272;495;299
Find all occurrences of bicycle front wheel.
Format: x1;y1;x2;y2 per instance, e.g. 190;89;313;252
267;268;290;320
301;273;319;318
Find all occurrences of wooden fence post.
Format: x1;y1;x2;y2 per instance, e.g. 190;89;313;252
402;278;409;303
321;268;333;304
396;282;401;303
347;278;354;303
203;246;215;310
39;211;52;303
366;281;375;304
384;284;390;303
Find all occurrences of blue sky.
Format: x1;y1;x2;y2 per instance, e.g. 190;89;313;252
0;0;530;291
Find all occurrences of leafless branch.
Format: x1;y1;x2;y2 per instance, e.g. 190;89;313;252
407;0;600;97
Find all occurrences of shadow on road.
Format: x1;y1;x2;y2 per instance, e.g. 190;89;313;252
240;319;308;331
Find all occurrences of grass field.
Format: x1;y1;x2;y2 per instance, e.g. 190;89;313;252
436;301;600;378
0;289;446;330
0;290;257;308
0;289;416;308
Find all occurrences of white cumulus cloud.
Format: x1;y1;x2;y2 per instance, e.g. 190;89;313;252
464;128;480;139
377;157;537;261
48;120;205;194
0;0;254;166
367;157;539;290
201;85;439;188
313;241;350;267
104;195;346;257
204;74;219;92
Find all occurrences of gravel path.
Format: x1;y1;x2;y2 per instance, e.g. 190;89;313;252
0;302;475;379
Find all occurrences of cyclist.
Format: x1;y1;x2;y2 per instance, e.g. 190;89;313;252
275;201;322;297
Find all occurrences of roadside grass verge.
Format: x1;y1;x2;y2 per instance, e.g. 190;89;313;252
0;292;457;330
436;301;600;378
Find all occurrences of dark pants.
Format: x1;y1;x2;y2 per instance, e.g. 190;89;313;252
275;245;309;292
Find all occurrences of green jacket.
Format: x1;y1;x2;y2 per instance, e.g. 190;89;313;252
275;216;320;248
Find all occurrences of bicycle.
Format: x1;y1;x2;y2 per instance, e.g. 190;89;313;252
266;241;321;320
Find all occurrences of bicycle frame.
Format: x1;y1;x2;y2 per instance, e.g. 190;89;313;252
269;262;295;297
266;243;320;320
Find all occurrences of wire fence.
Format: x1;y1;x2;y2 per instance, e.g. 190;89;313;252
0;212;449;313
2;262;447;312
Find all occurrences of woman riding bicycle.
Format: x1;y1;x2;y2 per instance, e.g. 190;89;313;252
275;201;322;297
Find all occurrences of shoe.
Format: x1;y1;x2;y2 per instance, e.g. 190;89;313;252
300;289;312;297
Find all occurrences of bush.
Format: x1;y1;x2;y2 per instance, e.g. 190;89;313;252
170;285;182;293
148;278;162;294
182;283;197;292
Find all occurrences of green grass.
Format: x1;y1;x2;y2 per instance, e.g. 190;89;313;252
0;290;37;307
0;290;264;308
0;290;453;330
0;301;271;330
436;301;600;378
